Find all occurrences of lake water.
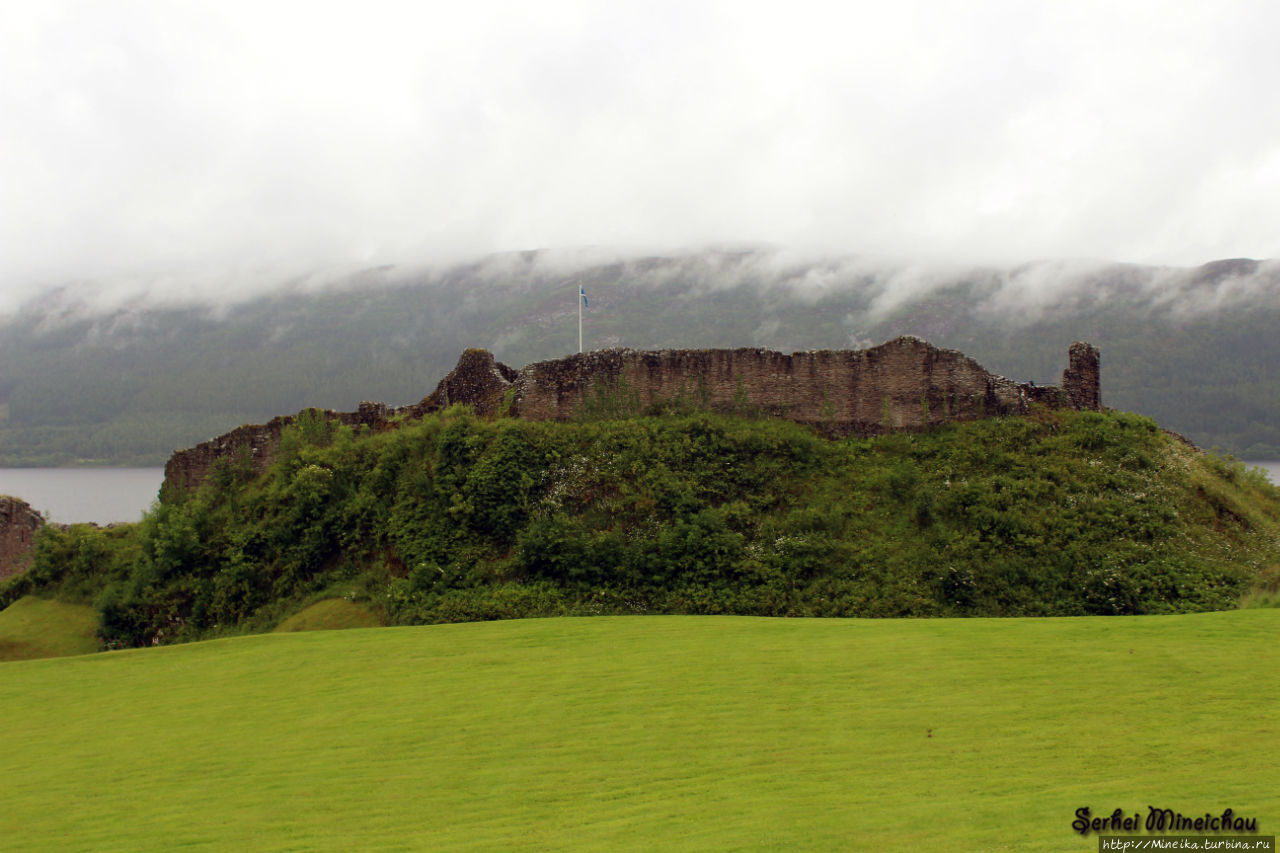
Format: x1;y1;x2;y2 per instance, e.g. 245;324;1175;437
0;468;165;524
1250;460;1280;483
1;460;1279;527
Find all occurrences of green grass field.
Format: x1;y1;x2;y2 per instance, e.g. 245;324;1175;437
0;612;1275;851
0;596;98;661
273;598;384;633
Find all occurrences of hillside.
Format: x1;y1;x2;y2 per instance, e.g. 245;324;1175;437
0;613;1275;851
5;404;1279;650
2;249;1279;465
0;596;96;661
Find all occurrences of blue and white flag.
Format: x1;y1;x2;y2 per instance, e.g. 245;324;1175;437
580;286;588;307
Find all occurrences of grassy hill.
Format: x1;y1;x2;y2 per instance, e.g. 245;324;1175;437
0;596;98;660
5;405;1280;652
272;598;383;633
0;613;1275;851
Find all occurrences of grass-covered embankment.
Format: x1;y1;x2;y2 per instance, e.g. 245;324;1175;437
4;405;1280;650
0;596;98;661
0;612;1275;851
272;597;382;633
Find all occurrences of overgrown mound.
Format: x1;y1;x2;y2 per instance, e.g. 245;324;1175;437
4;406;1279;649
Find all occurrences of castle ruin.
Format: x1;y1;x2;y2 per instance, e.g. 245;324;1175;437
163;337;1101;494
0;496;44;580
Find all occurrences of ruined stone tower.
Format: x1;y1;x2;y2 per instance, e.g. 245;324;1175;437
0;496;44;580
1062;342;1101;411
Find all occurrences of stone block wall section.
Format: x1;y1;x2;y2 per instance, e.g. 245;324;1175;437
0;496;44;580
163;337;1100;494
1063;341;1102;411
161;348;519;493
510;336;1093;435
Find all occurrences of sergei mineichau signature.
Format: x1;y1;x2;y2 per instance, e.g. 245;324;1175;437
1074;807;1259;836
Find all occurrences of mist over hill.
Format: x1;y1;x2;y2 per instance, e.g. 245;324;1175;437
1;248;1278;465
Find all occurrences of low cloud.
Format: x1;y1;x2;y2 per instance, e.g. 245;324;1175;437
3;1;1279;314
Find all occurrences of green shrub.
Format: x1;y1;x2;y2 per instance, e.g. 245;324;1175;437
9;407;1280;649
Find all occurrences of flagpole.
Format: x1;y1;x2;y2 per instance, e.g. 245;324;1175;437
578;281;582;354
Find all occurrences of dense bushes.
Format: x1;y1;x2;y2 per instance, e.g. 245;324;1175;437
7;406;1280;647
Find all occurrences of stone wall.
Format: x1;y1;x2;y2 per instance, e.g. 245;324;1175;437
415;347;519;417
162;347;519;493
511;336;1092;435
1063;342;1102;411
0;496;44;580
162;337;1100;493
162;403;392;494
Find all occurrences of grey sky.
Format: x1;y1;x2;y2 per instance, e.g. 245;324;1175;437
3;0;1279;310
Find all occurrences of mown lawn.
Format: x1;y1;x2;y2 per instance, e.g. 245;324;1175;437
0;612;1275;851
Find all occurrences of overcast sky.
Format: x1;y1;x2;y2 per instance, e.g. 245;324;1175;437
3;0;1279;310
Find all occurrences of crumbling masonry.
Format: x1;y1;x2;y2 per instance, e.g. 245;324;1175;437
0;496;44;580
162;337;1101;494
